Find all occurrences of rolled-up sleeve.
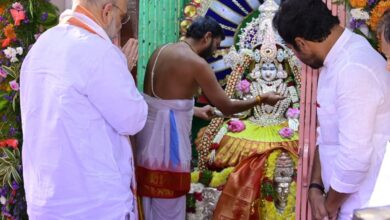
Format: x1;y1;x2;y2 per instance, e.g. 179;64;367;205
330;64;383;193
86;46;147;135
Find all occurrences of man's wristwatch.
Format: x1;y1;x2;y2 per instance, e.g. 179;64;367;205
309;183;325;194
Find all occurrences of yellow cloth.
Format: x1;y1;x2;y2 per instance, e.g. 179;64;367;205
212;120;299;168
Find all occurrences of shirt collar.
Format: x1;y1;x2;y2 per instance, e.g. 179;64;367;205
323;28;351;68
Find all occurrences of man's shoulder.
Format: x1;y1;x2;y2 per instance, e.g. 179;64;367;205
340;35;385;71
41;24;113;55
25;24;121;69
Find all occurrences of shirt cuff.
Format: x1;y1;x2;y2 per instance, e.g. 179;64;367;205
330;175;360;194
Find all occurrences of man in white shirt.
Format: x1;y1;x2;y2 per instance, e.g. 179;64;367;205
368;9;390;208
20;0;147;219
274;0;390;219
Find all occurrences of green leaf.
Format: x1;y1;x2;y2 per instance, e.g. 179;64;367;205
0;98;9;112
10;167;22;183
3;170;11;186
0;157;12;165
12;93;19;112
7;174;13;188
29;0;34;19
40;13;58;27
1;65;16;78
3;148;17;163
14;148;20;158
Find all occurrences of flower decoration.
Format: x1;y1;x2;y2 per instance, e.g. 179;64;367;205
9;80;19;91
349;0;367;8
344;0;390;50
368;1;390;32
279;127;294;139
286;108;300;119
0;1;59;219
0;67;7;78
10;3;26;26
227;119;246;133
236;79;250;94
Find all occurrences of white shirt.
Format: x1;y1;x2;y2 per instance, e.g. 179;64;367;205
20;11;147;220
317;29;390;219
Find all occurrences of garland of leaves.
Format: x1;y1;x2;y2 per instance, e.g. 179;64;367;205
0;1;58;219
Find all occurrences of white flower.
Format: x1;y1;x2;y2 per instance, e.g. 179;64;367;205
189;183;204;193
0;196;6;205
351;8;370;20
12;2;24;11
10;56;19;63
3;47;17;59
16;47;23;55
240;48;254;57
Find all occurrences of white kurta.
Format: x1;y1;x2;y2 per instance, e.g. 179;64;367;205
20;11;147;220
317;29;390;219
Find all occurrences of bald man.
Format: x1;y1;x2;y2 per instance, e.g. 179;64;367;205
20;0;145;219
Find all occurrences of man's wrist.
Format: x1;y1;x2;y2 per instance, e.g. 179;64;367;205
255;95;262;105
309;182;325;194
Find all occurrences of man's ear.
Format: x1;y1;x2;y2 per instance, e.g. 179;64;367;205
101;3;113;25
294;37;306;51
203;32;213;43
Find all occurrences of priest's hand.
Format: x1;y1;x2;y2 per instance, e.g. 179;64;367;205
122;38;138;70
309;188;329;220
194;105;215;120
261;92;284;106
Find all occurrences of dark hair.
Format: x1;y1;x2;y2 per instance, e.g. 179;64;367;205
186;16;226;40
377;9;390;43
273;0;339;49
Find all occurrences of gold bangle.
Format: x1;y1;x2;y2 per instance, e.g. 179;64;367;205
256;95;262;104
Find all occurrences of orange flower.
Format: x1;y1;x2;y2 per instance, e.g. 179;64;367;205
349;0;367;8
0;3;6;14
1;38;11;48
4;24;16;39
369;0;390;31
1;24;16;48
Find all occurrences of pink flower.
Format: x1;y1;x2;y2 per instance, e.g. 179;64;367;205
9;80;19;91
236;79;250;94
227;119;246;133
12;2;24;11
10;7;26;26
286;108;300;119
0;67;7;78
279;127;294;139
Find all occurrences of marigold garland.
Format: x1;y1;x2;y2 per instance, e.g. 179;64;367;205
368;0;390;31
349;0;367;8
344;0;390;49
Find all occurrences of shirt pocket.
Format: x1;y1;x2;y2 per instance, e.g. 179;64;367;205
317;104;339;145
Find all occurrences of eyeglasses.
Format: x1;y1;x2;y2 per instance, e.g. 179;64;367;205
112;4;131;25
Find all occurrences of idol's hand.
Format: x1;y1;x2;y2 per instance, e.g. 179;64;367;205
122;38;138;70
261;92;284;106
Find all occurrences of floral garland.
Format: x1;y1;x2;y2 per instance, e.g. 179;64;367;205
344;0;390;49
187;167;234;218
0;1;58;219
259;150;297;219
197;54;252;171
